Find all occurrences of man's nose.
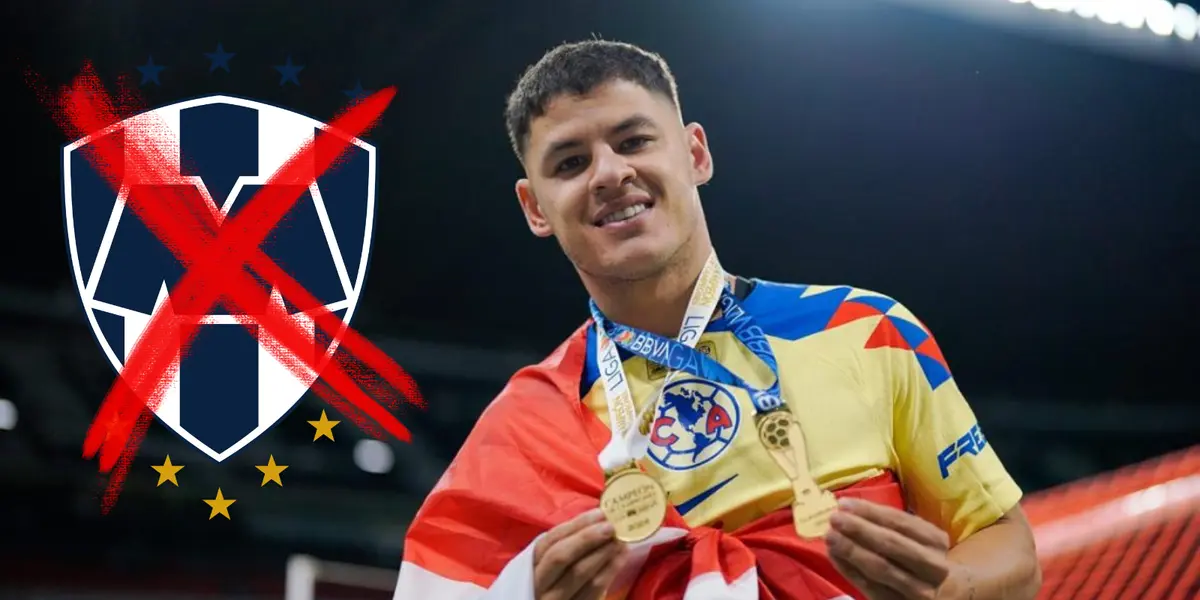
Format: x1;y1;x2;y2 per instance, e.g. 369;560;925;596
589;145;636;195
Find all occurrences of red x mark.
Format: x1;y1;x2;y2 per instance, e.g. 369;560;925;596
35;63;424;512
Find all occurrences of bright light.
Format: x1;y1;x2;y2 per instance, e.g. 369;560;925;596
1098;1;1127;25
1030;0;1075;12
1004;0;1199;41
1176;3;1199;40
0;398;16;431
1121;2;1148;29
1148;0;1179;35
353;439;394;474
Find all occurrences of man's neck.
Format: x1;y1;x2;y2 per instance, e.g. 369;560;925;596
584;246;715;338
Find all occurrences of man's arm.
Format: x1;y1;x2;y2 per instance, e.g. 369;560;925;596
827;294;1040;600
828;498;1041;600
939;506;1041;600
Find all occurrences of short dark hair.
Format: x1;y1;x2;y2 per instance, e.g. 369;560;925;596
504;39;681;163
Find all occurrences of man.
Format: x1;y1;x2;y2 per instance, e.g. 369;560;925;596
395;40;1041;600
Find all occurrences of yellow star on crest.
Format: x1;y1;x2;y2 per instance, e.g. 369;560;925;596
256;455;289;486
203;488;236;520
308;409;340;441
151;455;184;487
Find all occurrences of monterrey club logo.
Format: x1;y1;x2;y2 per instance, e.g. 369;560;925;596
30;49;426;515
52;75;427;493
63;95;379;462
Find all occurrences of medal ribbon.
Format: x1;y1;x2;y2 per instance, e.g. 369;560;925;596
591;252;726;474
591;264;785;417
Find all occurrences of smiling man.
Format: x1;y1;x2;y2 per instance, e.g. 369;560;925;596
394;40;1042;600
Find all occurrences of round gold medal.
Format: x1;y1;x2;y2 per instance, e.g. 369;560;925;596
600;468;668;543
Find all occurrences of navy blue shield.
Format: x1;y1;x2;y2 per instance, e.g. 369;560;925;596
62;95;377;461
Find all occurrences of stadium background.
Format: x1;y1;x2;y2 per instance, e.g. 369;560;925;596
2;0;1198;598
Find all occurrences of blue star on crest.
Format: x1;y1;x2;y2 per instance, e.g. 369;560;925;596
204;43;235;73
273;55;305;86
137;56;165;86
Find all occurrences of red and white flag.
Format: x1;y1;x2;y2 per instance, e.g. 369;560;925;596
394;324;905;600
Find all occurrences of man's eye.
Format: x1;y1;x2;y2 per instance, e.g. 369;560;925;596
620;136;651;152
556;156;585;174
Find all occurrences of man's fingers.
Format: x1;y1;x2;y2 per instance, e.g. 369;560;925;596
828;551;905;600
535;508;608;563
839;498;950;550
569;544;629;600
826;528;940;600
828;550;871;589
534;508;609;577
830;509;950;586
534;514;618;596
544;538;623;600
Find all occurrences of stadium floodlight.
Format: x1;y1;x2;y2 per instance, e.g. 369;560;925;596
1007;0;1199;40
0;398;16;430
354;438;395;474
1175;2;1199;40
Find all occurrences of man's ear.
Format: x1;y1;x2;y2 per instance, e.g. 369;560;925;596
515;179;554;238
684;122;714;186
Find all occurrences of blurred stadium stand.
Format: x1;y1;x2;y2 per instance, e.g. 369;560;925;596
1027;446;1200;599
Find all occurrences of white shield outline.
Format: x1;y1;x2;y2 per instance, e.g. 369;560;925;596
61;94;377;462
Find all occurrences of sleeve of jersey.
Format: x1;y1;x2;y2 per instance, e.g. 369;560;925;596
871;300;1023;546
393;371;606;600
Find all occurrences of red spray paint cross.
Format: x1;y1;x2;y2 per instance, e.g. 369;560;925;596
37;64;424;512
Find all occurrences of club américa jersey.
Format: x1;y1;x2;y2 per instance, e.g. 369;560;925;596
581;277;1022;545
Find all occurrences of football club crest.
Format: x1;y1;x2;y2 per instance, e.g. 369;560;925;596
647;378;741;471
62;95;377;462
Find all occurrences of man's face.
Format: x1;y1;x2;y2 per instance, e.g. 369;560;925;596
515;79;713;282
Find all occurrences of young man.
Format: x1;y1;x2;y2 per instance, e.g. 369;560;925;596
394;40;1041;600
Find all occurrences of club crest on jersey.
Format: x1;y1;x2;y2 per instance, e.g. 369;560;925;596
62;95;377;462
647;378;741;471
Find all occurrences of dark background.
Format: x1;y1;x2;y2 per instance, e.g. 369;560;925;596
2;0;1198;597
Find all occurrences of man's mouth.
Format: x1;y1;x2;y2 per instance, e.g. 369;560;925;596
595;202;653;227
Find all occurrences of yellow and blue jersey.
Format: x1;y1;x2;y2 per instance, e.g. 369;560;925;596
581;278;1022;545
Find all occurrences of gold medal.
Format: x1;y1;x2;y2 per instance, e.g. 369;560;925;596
755;408;837;539
600;464;668;543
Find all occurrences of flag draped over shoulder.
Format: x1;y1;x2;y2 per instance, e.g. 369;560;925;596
394;324;907;600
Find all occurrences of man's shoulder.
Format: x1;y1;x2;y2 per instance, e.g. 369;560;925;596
741;278;909;343
747;278;952;388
